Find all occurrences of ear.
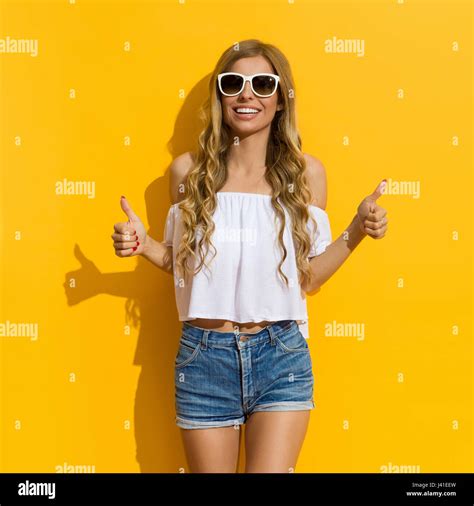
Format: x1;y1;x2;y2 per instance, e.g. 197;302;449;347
276;102;284;111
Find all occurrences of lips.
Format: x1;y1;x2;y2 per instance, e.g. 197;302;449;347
232;106;262;121
232;106;262;113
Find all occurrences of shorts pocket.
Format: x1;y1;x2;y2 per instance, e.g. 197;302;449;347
274;329;310;354
175;335;202;369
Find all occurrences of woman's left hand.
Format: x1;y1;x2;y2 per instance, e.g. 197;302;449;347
356;179;388;239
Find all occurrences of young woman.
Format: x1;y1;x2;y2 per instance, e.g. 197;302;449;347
112;39;388;473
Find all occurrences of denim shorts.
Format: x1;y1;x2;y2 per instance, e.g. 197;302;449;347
174;320;315;430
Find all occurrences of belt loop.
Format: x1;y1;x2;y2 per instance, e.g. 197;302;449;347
201;330;209;350
267;322;276;346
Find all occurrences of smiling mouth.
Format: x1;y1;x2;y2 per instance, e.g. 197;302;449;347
233;107;262;118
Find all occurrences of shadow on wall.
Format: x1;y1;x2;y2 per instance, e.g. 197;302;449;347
62;73;251;472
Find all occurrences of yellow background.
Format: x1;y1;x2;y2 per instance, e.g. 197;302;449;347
0;0;472;473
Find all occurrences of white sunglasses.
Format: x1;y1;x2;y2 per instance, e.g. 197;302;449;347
217;72;280;98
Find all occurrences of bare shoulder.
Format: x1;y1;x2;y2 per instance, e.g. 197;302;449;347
303;153;327;210
169;151;196;204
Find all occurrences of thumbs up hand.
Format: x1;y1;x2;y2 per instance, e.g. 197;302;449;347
111;196;147;257
356;180;388;239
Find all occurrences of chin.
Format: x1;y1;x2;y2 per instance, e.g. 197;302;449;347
231;124;264;137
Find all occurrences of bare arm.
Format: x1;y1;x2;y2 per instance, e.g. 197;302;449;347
141;152;195;274
141;237;173;274
301;154;388;293
302;213;366;293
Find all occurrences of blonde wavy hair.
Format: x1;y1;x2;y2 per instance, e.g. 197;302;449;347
175;39;318;290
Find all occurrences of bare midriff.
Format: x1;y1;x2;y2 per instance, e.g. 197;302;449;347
187;318;277;334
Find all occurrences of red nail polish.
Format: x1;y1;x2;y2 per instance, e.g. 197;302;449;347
133;230;136;234
133;247;137;251
136;235;139;240
137;241;140;246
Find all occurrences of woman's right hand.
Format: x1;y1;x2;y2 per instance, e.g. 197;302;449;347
111;196;148;257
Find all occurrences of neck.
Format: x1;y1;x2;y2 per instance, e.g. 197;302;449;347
226;126;270;174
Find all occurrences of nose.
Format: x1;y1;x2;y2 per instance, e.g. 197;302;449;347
240;80;254;98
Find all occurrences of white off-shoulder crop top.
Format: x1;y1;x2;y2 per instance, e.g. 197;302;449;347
162;192;332;339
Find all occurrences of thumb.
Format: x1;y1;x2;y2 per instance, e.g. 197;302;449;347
367;179;387;212
120;196;140;224
73;243;93;268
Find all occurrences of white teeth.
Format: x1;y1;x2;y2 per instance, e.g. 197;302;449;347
236;108;259;113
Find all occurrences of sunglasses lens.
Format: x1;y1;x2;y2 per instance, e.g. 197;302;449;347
252;75;277;96
220;74;244;95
